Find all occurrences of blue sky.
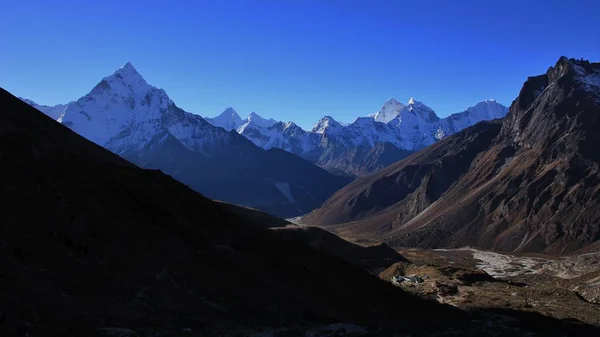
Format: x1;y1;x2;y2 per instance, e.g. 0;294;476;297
1;0;599;129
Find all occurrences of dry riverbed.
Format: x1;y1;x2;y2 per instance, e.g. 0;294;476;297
381;248;600;326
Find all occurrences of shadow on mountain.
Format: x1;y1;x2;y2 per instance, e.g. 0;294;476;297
472;307;600;337
306;57;600;255
1;87;599;336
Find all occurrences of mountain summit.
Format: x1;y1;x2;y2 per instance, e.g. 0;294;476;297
373;98;405;123
204;97;507;176
206;107;244;131
305;57;600;254
312;115;342;134
27;64;351;217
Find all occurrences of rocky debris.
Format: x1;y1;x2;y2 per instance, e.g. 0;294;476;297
470;250;547;278
454;269;496;285
392;274;426;285
305;323;367;337
540;252;600;279
434;282;459;297
384;248;600;329
99;328;139;337
577;284;600;304
573;272;600;305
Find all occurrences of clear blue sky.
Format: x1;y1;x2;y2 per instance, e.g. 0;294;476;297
1;0;599;129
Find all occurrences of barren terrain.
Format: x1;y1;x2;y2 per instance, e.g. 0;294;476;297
381;248;600;326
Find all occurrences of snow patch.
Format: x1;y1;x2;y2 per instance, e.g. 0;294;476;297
274;182;296;203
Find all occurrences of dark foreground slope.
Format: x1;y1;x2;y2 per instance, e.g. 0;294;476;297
306;57;600;254
0;88;435;335
3;88;600;336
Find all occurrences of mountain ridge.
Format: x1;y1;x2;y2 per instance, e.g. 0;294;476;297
22;63;351;218
203;97;508;175
24;61;507;176
304;56;600;254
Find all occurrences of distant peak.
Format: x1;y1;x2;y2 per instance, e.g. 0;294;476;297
121;62;136;71
380;98;404;109
245;112;278;128
248;112;268;122
312;115;341;134
105;61;148;88
407;97;418;105
221;107;239;116
315;115;338;123
114;62;140;77
373;98;405;123
463;100;508;115
284;121;298;129
403;98;439;122
19;97;36;105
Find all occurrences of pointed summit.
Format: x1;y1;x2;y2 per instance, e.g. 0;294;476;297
246;112;277;128
404;98;439;122
206;107;243;131
120;62;137;72
454;100;508;122
89;62;150;97
222;107;240;116
373;97;405;123
312;115;341;134
113;62;144;81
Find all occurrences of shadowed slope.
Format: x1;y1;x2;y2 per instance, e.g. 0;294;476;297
0;87;469;336
306;57;600;254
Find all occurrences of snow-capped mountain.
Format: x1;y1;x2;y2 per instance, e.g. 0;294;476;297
25;63;351;217
20;98;70;120
371;98;405;123
30;61;507;184
204;107;243;131
312;116;343;134
206;108;277;132
439;99;509;139
204;97;508;175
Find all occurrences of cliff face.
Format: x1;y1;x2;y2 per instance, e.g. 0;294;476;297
306;57;600;254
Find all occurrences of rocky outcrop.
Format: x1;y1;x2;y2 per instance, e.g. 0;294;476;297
305;57;600;254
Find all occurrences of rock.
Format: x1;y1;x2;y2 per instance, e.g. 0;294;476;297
305;323;367;336
578;284;600;304
99;328;139;337
304;57;600;255
435;283;459;297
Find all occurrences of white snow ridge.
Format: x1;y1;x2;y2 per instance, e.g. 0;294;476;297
24;62;508;176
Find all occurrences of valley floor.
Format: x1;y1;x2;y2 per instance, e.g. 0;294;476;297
380;247;600;326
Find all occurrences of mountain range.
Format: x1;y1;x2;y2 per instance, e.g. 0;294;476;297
305;57;600;254
207;97;508;176
1;87;462;335
22;63;351;218
23;63;508;216
4;81;598;336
